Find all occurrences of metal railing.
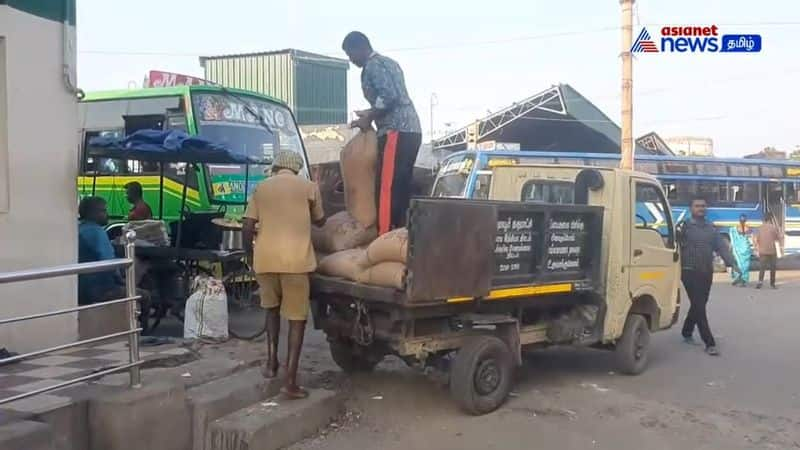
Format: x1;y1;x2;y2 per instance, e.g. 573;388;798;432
0;231;142;406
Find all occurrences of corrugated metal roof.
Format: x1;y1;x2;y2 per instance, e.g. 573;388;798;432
199;48;349;68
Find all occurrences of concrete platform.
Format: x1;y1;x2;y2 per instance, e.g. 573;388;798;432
187;368;282;450
206;389;345;450
0;420;54;450
88;381;191;450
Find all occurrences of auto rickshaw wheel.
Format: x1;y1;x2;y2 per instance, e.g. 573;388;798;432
449;335;513;415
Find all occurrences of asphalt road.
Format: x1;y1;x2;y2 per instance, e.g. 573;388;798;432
291;272;800;450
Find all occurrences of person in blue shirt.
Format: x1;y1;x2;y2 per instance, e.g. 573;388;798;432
78;196;123;305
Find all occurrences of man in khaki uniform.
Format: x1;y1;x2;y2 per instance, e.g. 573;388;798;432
243;150;325;399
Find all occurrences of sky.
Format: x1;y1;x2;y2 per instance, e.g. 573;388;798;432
77;0;800;157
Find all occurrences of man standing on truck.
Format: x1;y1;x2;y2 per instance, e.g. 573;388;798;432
342;31;422;235
242;150;326;399
677;197;740;356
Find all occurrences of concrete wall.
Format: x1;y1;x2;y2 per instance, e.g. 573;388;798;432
0;5;79;352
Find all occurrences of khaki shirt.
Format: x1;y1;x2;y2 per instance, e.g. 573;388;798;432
244;170;324;274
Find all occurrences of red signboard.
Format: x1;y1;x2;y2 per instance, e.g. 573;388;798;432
146;70;206;88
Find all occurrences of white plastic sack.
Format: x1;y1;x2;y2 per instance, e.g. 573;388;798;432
184;275;229;341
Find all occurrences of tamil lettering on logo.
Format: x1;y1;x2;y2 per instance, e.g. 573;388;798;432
632;25;762;54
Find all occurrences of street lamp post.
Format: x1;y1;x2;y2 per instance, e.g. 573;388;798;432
430;93;439;143
620;0;635;170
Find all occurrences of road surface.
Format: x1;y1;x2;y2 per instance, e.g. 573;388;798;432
291;272;800;450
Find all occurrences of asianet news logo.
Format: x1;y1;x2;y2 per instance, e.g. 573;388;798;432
631;25;762;53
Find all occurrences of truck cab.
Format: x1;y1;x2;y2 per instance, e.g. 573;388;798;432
489;164;681;339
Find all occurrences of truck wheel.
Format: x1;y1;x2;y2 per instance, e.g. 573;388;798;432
615;314;650;375
329;339;381;373
449;335;513;415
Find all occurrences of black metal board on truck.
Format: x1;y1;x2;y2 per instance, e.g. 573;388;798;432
405;199;603;303
405;198;496;303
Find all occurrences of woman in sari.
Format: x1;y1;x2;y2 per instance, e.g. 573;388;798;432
729;214;753;286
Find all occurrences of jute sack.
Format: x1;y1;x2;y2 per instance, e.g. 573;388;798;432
366;227;408;264
340;129;378;227
357;262;406;290
317;249;369;281
311;211;377;253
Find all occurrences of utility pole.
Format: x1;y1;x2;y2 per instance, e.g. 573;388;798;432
620;0;635;170
430;93;439;143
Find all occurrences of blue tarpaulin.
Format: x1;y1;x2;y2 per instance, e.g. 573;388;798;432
87;129;263;164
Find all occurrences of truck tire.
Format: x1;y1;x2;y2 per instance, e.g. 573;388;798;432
449;335;514;415
329;339;381;373
615;314;650;375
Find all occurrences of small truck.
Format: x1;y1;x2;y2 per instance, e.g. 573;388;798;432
310;165;681;415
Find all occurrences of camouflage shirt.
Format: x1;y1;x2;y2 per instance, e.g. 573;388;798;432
360;53;421;136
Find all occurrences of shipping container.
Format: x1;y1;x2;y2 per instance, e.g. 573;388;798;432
199;49;349;125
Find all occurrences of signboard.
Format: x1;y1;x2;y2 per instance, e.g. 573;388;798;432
146;70;206;88
194;93;294;135
786;167;800;177
494;211;539;275
545;213;589;272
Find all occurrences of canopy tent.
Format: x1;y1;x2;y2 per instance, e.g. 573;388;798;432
86;129;263;246
433;84;664;155
86;129;267;165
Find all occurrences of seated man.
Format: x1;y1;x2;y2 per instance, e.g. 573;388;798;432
78;196;151;331
78;196;123;305
125;181;153;221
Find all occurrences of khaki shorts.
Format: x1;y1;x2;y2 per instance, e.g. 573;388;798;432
254;273;310;321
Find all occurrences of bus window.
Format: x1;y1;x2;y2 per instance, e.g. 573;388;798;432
760;165;783;178
727;182;759;204
661;162;693;175
729;164;759;177
662;182;678;201
696;181;726;204
695;163;727;176
521;181;574;204
635;161;659;174
786;182;800;204
432;155;474;197
473;171;492;199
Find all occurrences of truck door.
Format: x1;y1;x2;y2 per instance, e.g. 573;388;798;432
628;180;679;325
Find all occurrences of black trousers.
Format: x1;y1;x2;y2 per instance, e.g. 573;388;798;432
681;270;715;347
376;131;421;235
758;254;777;286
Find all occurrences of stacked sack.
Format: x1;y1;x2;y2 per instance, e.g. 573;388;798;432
312;129;378;253
313;128;410;289
317;228;408;290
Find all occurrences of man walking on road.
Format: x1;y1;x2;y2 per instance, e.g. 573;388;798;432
755;212;783;289
243;151;325;399
677;197;740;356
342;31;422;235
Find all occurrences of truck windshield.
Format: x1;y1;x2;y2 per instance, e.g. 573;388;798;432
192;92;306;203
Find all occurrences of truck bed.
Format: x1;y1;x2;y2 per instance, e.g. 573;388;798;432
312;198;603;307
311;274;404;304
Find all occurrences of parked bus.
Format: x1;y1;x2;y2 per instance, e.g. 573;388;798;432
431;150;800;254
78;85;310;222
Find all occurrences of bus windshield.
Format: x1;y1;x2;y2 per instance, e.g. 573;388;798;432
192;92;306;203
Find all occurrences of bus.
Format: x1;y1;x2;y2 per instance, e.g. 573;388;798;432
78;85;310;222
431;150;800;255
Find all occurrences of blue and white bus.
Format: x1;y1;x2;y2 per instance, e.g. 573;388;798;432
431;150;800;255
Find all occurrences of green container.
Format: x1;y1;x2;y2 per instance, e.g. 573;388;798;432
200;49;349;125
